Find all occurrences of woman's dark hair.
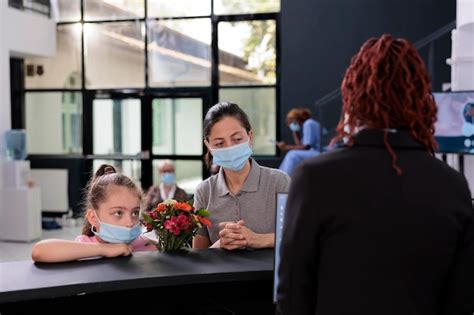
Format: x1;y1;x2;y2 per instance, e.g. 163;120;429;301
203;102;252;168
81;164;143;236
330;34;437;176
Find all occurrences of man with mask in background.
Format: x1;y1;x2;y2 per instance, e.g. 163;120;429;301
144;160;188;212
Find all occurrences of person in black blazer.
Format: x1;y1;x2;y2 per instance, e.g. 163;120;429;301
276;34;474;315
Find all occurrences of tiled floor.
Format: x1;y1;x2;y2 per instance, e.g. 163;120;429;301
0;224;82;263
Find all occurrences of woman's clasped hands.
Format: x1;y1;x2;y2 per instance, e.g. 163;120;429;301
216;220;254;250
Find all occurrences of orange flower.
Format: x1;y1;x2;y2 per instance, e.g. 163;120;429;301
156;203;168;212
175;202;193;212
197;216;212;227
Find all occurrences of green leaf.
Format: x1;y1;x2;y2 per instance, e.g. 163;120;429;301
142;213;154;223
195;209;210;217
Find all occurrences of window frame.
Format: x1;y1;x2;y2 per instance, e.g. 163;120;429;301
15;0;281;197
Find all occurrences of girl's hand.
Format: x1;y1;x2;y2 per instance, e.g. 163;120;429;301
101;243;133;258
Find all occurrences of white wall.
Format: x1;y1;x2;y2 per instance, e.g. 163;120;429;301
0;2;7;188
4;6;56;58
0;1;56;188
457;0;474;29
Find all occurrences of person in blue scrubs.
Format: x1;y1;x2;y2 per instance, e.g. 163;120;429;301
277;108;321;176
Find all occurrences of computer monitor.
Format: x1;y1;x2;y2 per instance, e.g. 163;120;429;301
434;91;474;153
273;192;288;303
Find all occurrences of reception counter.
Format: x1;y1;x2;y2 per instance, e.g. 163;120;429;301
0;249;275;314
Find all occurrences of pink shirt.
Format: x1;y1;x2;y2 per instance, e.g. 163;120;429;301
75;235;156;251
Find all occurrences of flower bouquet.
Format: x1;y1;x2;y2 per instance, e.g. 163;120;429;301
143;199;211;251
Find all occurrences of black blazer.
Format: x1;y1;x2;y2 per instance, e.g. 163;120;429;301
276;129;474;315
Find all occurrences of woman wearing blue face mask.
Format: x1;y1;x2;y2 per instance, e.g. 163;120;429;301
277;107;323;176
192;102;291;250
32;164;156;263
144;160;188;212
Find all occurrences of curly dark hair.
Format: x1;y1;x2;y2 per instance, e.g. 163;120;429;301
330;34;438;175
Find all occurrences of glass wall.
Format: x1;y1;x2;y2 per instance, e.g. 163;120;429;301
84;22;145;89
93;98;141;155
84;0;144;21
52;0;81;22
147;19;212;87
148;0;211;17
218;20;276;85
152;98;203;155
214;0;280;15
25;24;82;89
219;88;276;155
25;92;82;154
23;0;280;196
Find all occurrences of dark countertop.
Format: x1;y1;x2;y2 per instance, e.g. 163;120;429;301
0;248;274;304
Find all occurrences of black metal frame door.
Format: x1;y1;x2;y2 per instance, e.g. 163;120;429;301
141;91;211;192
85;91;145;186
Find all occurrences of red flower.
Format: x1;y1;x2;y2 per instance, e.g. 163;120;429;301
164;218;181;235
164;214;191;235
149;210;158;219
144;222;154;232
176;214;192;231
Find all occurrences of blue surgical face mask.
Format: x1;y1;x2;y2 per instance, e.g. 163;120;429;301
211;140;253;171
92;213;142;244
289;122;301;132
161;172;175;185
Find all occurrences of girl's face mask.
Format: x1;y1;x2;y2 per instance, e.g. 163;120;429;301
92;212;142;244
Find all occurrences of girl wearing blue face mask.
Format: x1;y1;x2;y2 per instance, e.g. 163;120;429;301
32;164;156;263
192;102;291;251
144;160;188;212
277;107;323;176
